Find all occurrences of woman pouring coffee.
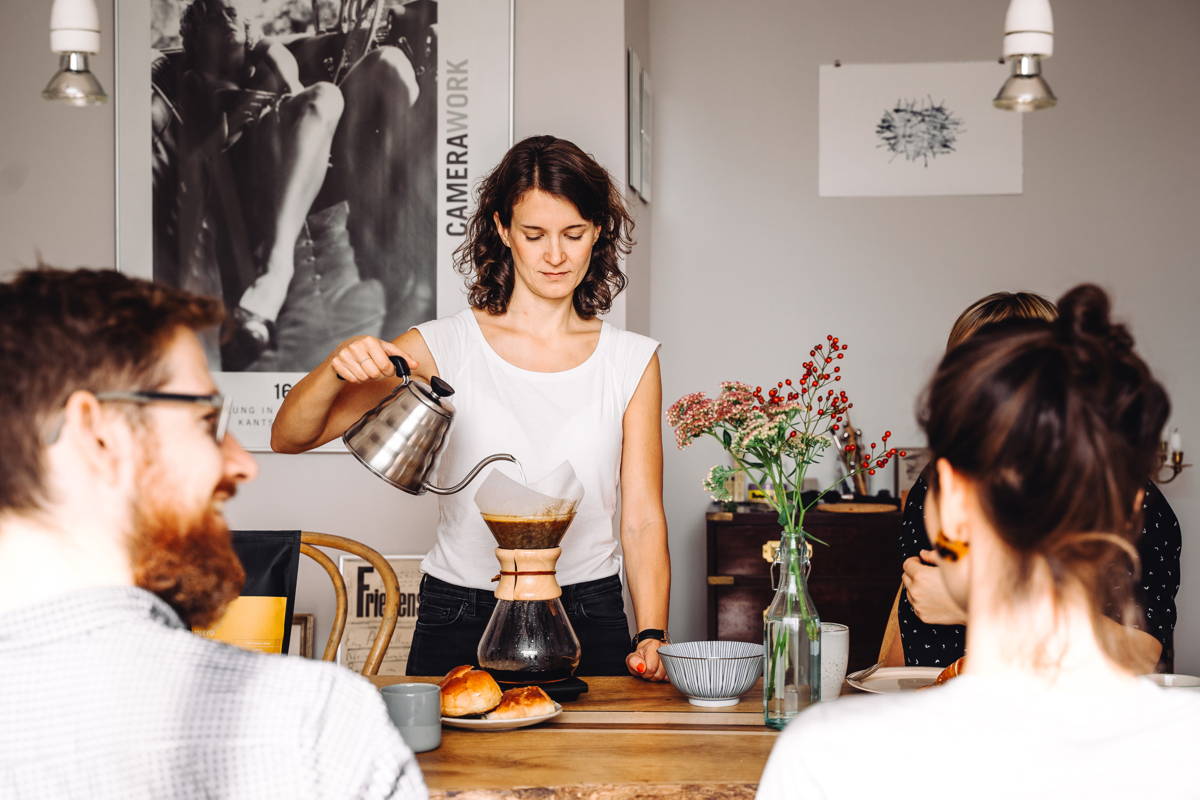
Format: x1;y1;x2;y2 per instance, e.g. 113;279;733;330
272;135;670;681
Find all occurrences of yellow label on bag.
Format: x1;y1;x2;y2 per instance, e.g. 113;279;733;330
193;595;288;654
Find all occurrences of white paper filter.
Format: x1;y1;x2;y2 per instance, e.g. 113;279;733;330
473;461;584;518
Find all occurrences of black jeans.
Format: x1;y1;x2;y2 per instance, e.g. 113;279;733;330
406;573;632;677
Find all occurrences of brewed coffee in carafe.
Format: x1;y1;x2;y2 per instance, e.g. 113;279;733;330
474;463;583;684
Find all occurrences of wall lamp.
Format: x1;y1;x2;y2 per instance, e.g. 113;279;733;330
994;0;1056;111
42;0;108;106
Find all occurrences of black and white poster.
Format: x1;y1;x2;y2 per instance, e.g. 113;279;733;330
118;0;513;449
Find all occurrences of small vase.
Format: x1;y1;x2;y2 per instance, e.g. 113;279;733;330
762;531;820;729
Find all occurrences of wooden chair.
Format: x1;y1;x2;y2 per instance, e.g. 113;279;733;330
877;584;905;667
300;531;400;676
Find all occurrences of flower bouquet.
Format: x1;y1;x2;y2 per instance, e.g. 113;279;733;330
667;335;902;726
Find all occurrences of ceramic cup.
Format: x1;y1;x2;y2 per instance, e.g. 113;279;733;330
381;683;442;752
819;622;849;701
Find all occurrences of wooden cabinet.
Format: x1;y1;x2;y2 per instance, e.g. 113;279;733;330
706;506;902;672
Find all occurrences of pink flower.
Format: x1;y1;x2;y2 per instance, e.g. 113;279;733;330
667;392;718;448
715;382;758;424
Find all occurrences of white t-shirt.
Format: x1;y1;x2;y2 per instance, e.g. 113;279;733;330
414;309;660;589
756;675;1200;799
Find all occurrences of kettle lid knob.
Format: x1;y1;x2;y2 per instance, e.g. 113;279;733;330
430;375;455;400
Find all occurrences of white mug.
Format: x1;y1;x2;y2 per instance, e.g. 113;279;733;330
819;622;849;701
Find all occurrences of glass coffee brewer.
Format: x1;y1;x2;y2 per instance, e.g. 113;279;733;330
473;464;588;701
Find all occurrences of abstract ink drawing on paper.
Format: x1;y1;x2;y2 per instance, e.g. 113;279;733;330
875;97;963;166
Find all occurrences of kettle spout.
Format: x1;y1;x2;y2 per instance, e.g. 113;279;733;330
423;453;517;495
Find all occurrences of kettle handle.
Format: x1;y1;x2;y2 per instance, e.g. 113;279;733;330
423;453;517;495
335;355;410;383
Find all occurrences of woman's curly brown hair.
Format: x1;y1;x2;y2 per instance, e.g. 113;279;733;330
454;135;634;318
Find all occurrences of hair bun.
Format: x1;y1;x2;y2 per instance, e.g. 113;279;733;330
1056;284;1132;353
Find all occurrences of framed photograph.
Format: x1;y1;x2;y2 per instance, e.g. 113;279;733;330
287;612;315;658
894;447;932;507
337;554;424;676
116;0;514;451
819;61;1021;197
638;69;652;202
626;48;641;195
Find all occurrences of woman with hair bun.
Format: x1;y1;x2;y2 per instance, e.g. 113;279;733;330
757;285;1199;798
273;135;670;681
887;291;1180;674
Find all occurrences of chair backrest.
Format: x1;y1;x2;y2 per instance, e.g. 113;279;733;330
299;532;399;676
877;584;904;666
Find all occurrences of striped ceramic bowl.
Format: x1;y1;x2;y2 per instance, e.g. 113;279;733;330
657;641;764;707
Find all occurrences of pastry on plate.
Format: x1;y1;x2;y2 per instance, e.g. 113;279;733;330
484;685;557;720
933;656;966;685
440;667;503;717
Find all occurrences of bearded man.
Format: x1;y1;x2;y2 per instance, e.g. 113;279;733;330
0;268;426;799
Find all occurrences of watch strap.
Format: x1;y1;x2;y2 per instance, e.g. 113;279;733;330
632;628;668;648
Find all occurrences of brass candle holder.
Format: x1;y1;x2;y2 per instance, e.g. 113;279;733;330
1155;441;1191;484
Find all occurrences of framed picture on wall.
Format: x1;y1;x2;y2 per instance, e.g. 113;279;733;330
626;48;641;195
337;554;424;676
115;0;514;451
894;447;932;507
287;612;315;659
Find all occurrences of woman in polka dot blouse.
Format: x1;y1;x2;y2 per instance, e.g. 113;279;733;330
890;292;1181;673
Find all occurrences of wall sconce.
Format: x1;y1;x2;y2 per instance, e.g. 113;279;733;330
42;0;108;106
994;0;1056;111
1156;429;1191;484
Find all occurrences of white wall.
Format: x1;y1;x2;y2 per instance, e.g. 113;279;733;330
0;0;115;273
648;0;1200;670
623;0;652;336
4;0;1195;674
0;0;632;658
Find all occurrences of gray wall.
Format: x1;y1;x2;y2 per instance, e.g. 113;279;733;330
647;0;1200;671
3;0;1196;673
0;0;115;273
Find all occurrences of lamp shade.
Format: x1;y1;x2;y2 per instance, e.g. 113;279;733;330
42;53;107;106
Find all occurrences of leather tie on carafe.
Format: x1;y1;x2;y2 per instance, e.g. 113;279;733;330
491;547;562;601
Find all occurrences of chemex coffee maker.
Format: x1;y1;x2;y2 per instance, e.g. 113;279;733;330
473;464;589;702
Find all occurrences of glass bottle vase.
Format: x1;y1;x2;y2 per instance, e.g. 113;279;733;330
763;531;820;729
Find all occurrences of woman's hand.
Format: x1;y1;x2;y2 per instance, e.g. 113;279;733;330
626;639;668;682
902;550;967;626
329;336;420;384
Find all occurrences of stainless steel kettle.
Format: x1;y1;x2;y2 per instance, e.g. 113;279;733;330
343;356;515;495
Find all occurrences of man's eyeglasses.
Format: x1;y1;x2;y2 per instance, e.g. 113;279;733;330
94;391;231;444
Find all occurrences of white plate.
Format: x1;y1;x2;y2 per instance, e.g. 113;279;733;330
1141;673;1200;690
441;702;563;731
846;666;941;694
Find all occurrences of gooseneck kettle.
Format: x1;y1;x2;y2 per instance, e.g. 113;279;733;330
342;356;515;495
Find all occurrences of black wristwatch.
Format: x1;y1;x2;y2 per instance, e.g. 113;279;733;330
631;628;669;649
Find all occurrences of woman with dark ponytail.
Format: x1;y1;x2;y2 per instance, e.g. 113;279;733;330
758;285;1198;798
889;292;1180;673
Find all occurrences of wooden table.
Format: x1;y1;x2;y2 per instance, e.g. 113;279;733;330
371;675;779;799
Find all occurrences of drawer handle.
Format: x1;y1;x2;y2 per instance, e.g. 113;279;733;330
707;575;735;585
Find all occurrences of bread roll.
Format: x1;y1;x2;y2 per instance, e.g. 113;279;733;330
440;668;503;717
439;664;474;688
933;656;966;685
484;685;557;720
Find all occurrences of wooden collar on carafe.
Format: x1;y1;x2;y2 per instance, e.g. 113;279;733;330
491;547;562;601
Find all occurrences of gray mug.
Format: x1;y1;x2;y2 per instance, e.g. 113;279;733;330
381;683;441;752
